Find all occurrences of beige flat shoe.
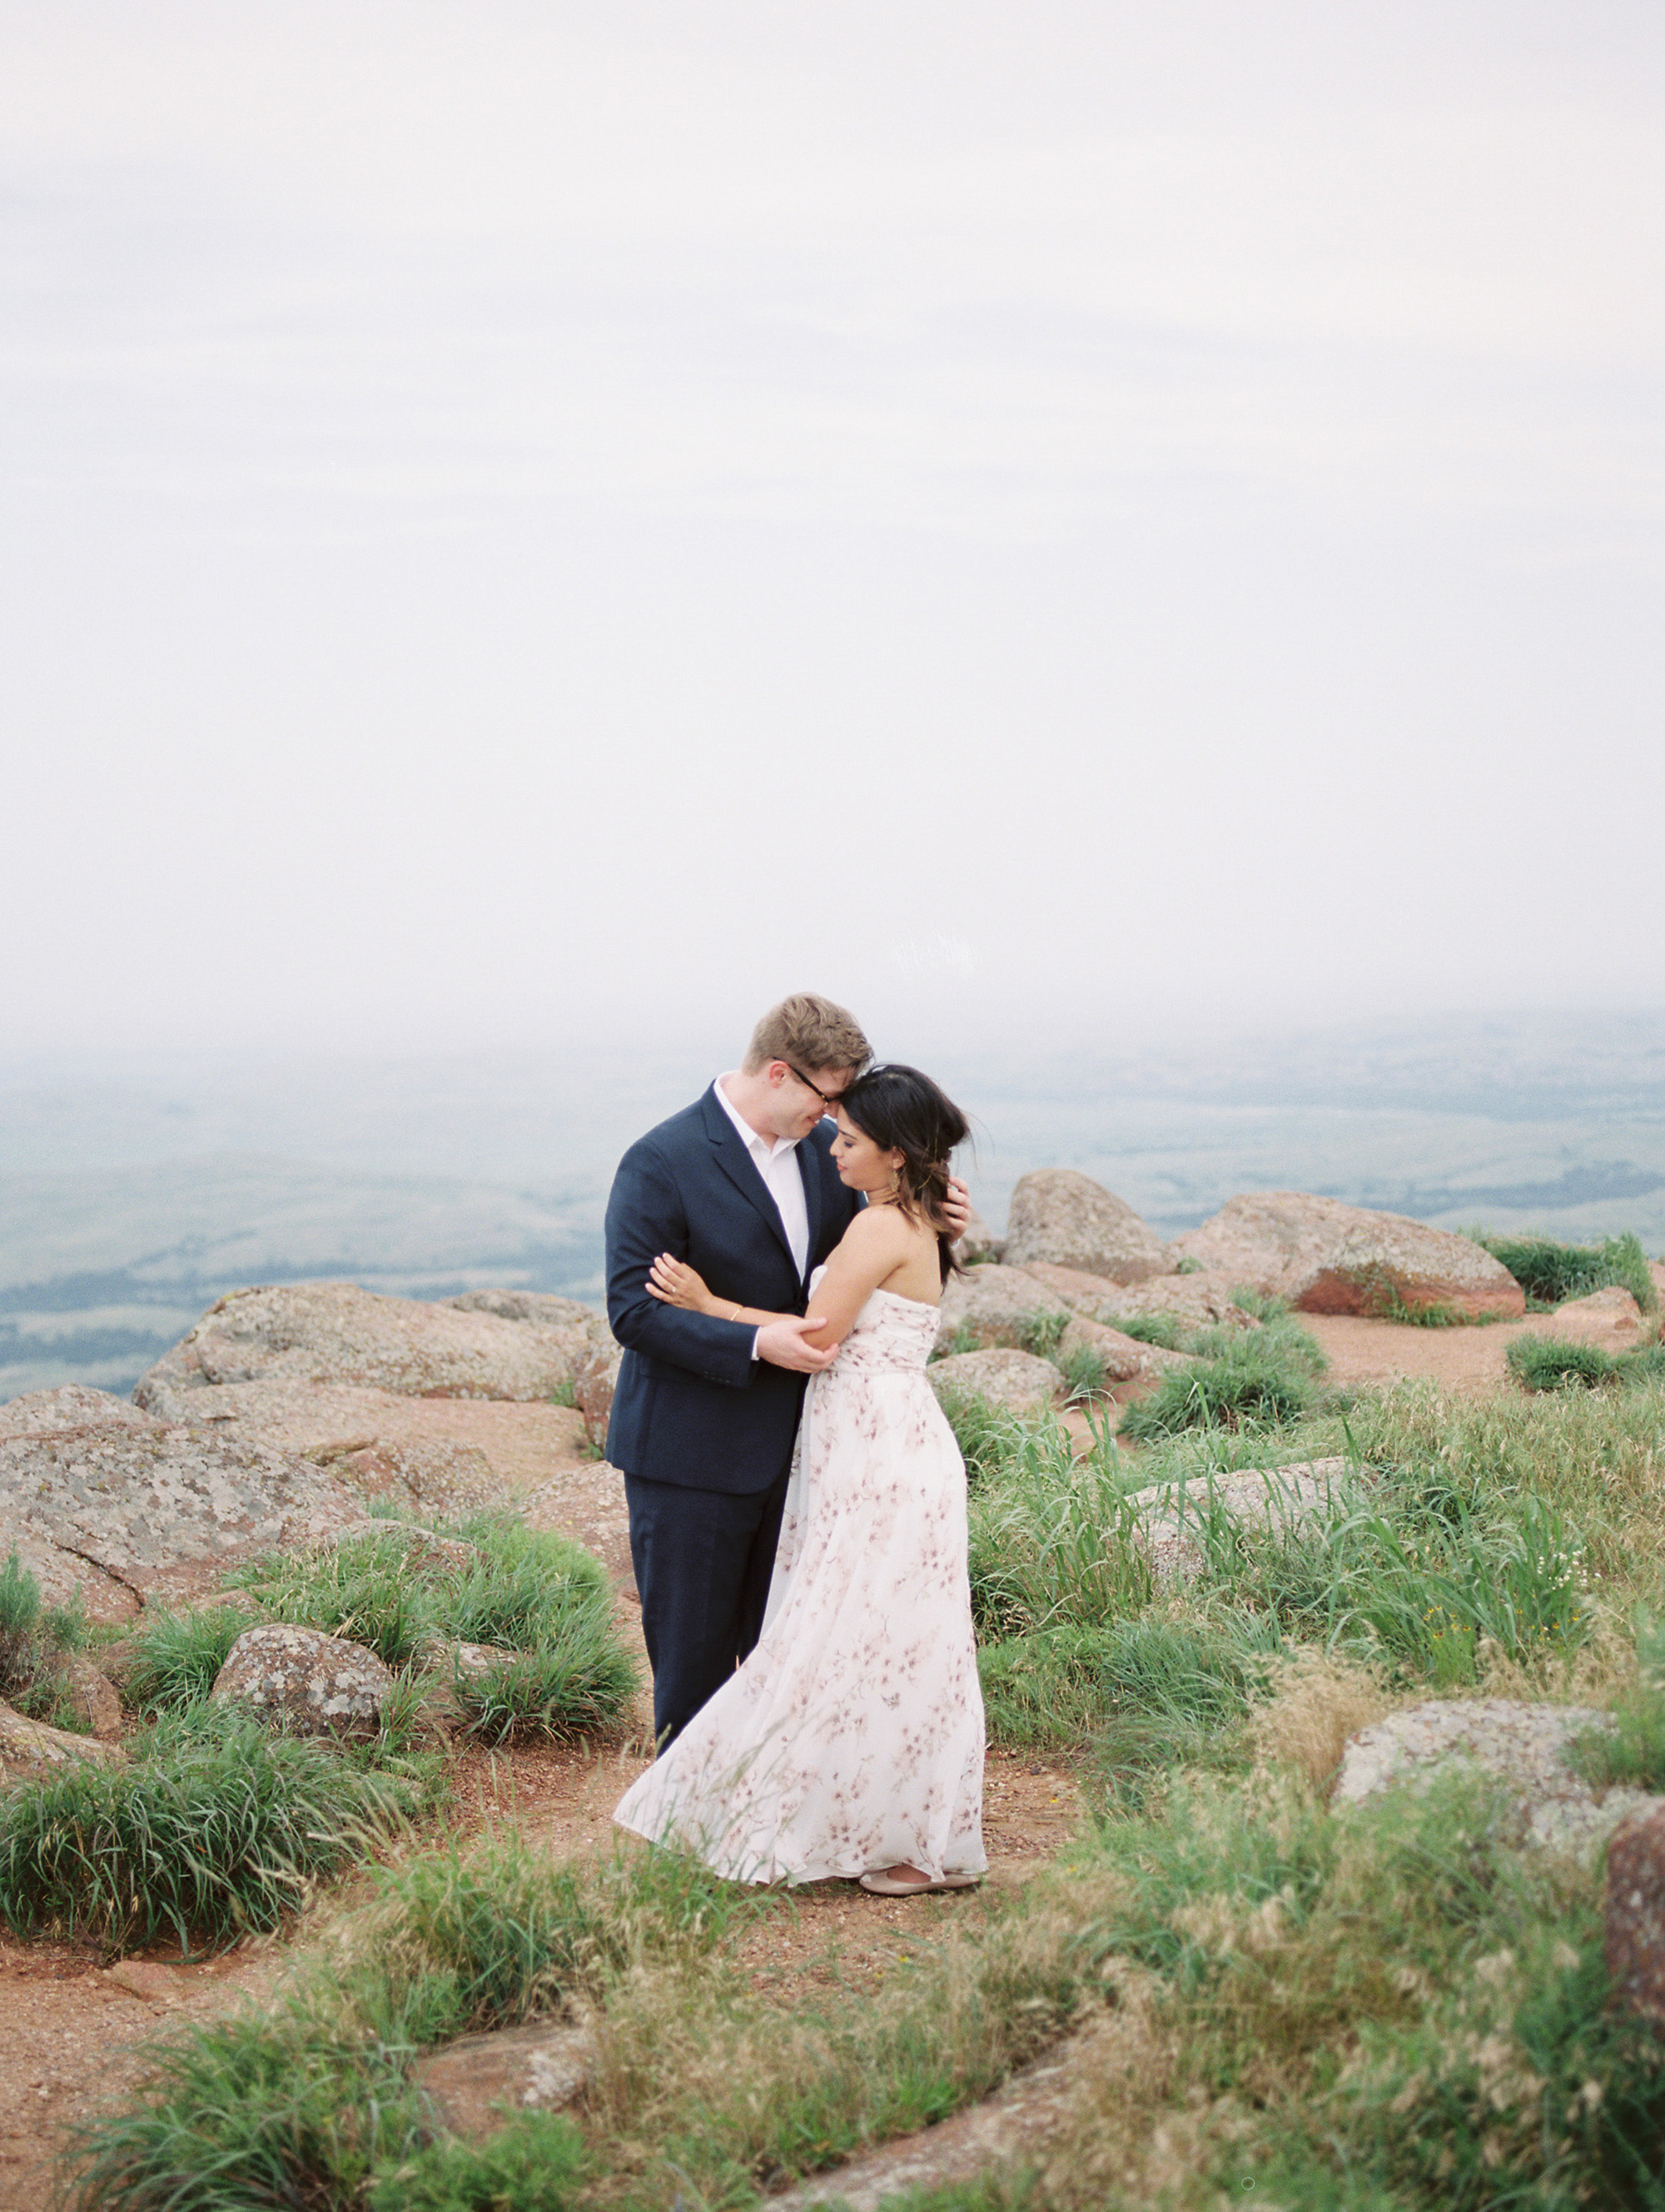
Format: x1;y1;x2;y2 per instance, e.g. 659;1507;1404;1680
857;1867;981;1896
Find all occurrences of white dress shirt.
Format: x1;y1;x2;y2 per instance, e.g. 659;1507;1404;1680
713;1075;811;1280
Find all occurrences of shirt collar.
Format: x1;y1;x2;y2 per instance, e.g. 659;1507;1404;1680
713;1075;801;1160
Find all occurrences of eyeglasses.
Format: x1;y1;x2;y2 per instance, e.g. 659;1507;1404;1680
779;1062;847;1111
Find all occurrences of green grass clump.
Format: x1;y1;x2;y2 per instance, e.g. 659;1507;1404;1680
1480;1228;1658;1312
1198;1478;1593;1688
1507;1335;1620;1390
968;1413;1150;1638
370;2111;589;2212
225;1517;639;1742
0;1703;431;1953
1569;1683;1665;1793
1063;1767;1665;2206
445;1634;639;1745
68;1837;775;2211
978;1617;1264;1775
117;1602;260;1716
1118;1318;1327;1442
1056;1340;1110;1401
442;1515;607;1648
1508;1334;1665;1394
927;1320;981;1363
934;1388;1033;1485
225;1527;443;1668
0;1549;89;1720
1102;1309;1190;1351
68;1988;435;2212
1014;1310;1069;1361
0;1548;42;1676
365;1827;765;2031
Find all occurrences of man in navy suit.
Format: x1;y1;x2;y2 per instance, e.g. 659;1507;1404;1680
605;992;966;1749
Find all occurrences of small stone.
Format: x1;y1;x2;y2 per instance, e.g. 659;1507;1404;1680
62;1658;123;1741
211;1624;393;1739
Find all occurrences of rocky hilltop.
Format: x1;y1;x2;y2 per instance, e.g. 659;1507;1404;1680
967;1170;1525;1319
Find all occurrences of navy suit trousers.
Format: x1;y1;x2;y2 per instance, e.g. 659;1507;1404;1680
625;1464;792;1748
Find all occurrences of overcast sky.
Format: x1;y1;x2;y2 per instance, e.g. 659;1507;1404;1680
3;1;1662;1063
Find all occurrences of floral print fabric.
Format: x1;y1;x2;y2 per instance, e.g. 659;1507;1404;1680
613;1273;987;1884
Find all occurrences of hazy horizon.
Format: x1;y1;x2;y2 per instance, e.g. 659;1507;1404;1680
6;1003;1663;1404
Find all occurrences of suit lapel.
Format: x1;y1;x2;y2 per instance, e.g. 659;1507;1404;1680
702;1086;798;1274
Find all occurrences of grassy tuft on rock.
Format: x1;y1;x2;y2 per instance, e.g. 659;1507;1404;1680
1117;1318;1328;1441
0;1548;91;1727
0;1703;435;1953
223;1515;639;1742
1479;1228;1658;1311
118;1602;261;1716
1506;1334;1665;1394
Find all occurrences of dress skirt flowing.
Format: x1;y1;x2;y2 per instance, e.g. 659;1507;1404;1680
613;1279;986;1885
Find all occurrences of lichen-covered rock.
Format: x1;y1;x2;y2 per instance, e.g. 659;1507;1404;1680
574;1340;624;1449
417;1638;518;1680
135;1281;609;1420
0;1412;365;1619
311;1438;499;1514
1605;1803;1665;2024
0;1698;127;1785
927;1350;1062;1418
1127;1459;1349;1580
444;1289;600;1330
1001;1171;1172;1284
1021;1262;1260;1335
212;1624;393;1738
1170;1193;1524;1320
1056;1315;1196;1387
0;1387;160;1439
937;1265;1071;1350
1335;1698;1658;1856
1548;1285;1645;1340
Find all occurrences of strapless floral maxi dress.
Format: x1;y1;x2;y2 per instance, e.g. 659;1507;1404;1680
613;1272;987;1885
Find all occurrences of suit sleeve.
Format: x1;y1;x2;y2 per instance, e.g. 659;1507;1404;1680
604;1137;759;1389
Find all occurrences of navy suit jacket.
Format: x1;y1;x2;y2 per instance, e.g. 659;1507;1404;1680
604;1087;862;1494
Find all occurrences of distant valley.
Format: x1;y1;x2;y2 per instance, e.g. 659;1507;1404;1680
4;1010;1663;1403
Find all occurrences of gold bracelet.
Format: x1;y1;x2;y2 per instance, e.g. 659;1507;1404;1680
728;1302;743;1322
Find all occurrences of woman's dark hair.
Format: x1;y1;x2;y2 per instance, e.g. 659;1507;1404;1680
837;1063;971;1280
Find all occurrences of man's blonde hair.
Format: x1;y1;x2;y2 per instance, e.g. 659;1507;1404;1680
743;993;872;1078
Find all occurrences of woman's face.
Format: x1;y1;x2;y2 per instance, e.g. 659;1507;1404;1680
830;1108;904;1195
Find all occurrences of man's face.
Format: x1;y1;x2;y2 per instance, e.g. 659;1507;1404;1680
764;1061;855;1141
